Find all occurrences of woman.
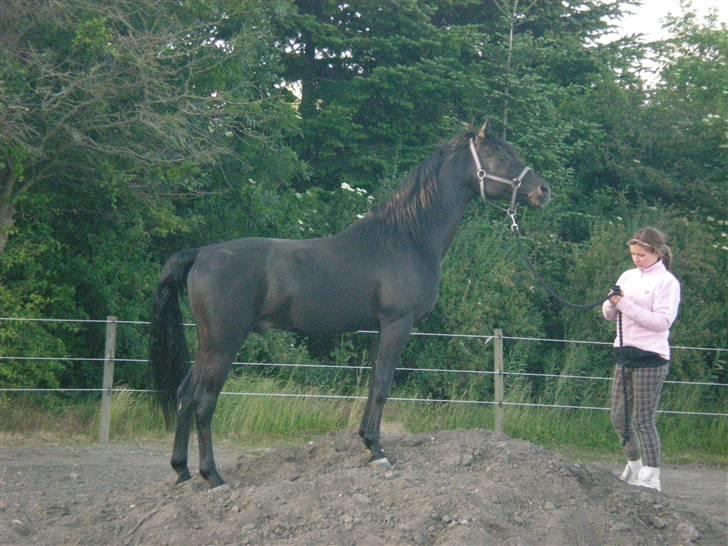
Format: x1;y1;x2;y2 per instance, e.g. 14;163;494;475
602;227;681;492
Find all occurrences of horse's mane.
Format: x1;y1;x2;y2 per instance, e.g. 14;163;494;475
358;131;476;238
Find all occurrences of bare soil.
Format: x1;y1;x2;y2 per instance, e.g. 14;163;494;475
1;429;726;545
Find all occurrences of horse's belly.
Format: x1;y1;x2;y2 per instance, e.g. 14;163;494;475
287;287;378;333
259;239;437;334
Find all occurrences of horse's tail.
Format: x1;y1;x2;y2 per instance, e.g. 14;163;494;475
149;248;199;428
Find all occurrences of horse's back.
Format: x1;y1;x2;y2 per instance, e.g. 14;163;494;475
261;234;386;332
186;233;440;335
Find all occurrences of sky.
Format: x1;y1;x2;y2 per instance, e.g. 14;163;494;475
611;0;727;41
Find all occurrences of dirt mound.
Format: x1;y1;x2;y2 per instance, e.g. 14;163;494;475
1;429;725;545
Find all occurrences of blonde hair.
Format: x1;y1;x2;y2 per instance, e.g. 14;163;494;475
629;227;673;271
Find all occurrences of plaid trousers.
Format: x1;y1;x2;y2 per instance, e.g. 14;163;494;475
610;363;669;467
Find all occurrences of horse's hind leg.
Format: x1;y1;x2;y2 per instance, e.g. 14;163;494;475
170;371;195;483
193;347;238;488
359;315;414;464
169;345;237;487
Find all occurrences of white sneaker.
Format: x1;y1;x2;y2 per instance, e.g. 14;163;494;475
619;459;642;485
635;465;661;491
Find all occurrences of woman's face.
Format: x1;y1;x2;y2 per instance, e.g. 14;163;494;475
629;243;659;271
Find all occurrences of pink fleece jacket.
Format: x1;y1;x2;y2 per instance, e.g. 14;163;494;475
602;260;681;360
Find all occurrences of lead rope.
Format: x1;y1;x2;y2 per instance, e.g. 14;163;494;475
508;224;604;309
617;310;630;446
510;218;630;441
469;136;599;310
501;206;630;442
483;169;630;441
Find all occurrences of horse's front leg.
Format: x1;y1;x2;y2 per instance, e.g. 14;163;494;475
359;314;414;466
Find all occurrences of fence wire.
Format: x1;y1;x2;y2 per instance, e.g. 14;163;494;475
3;317;727;353
1;316;726;419
2;387;725;418
1;356;726;388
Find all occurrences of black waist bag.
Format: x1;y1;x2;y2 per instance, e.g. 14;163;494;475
616;346;668;368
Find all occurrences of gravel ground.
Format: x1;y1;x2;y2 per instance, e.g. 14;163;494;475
1;429;726;545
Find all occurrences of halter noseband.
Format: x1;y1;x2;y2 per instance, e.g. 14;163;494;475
468;137;531;231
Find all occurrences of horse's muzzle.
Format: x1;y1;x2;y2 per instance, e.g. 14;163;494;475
528;184;551;208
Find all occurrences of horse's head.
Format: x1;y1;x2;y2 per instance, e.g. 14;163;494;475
467;121;551;209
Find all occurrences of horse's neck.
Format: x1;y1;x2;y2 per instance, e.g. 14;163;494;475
416;170;474;259
347;151;475;258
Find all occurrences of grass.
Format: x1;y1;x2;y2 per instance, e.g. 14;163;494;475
213;377;351;444
1;379;726;466
0;393;98;442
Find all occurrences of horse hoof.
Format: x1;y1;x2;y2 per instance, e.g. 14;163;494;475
369;457;392;472
201;470;226;489
174;467;192;485
208;483;231;497
175;477;193;487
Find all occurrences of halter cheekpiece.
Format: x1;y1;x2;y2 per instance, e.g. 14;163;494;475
468;137;531;232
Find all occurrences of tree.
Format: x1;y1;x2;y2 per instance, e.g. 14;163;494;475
275;0;637;194
644;6;727;218
0;0;302;388
280;0;458;190
0;0;297;254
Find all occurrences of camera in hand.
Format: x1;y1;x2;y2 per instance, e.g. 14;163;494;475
609;285;622;298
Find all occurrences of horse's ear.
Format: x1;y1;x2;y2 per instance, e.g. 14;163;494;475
477;119;490;141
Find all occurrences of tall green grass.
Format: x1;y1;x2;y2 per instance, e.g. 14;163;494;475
0;393;98;440
104;389;167;439
392;399;727;465
213;377;351;443
1;377;725;466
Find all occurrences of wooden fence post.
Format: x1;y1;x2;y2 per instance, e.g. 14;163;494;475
99;315;117;443
494;328;504;434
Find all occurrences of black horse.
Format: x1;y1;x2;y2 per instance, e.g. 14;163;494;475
149;122;551;488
